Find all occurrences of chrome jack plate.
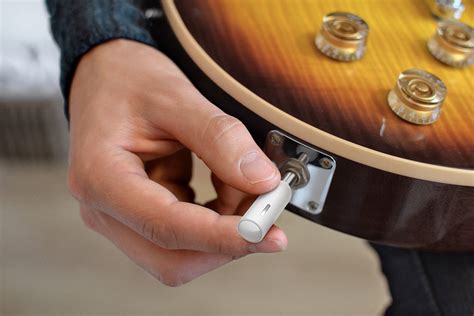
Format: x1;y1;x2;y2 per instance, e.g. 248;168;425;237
264;130;336;215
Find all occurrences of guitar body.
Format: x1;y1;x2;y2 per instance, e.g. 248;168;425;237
153;0;474;250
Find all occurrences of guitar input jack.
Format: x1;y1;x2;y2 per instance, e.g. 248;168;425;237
238;151;312;243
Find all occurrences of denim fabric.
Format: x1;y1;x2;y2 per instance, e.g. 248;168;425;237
45;0;157;118
371;243;474;316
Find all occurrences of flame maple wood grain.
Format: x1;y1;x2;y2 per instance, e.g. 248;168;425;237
173;0;474;169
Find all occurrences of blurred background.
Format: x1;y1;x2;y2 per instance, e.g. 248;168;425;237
0;1;390;315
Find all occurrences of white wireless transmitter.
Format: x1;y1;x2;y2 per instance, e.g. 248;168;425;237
238;152;311;243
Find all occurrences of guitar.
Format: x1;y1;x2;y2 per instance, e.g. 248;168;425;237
151;0;474;251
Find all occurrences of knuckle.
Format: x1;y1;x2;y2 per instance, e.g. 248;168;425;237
214;217;247;256
203;114;246;147
156;267;186;287
67;168;86;202
216;236;225;254
217;237;246;257
152;257;195;287
79;207;97;231
140;215;179;250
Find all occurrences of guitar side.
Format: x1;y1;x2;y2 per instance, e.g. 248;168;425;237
155;0;474;250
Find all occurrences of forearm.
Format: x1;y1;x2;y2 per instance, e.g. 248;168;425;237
46;0;157;117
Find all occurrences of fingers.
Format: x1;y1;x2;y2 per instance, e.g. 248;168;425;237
163;201;287;255
80;206;235;287
206;173;251;215
66;42;288;286
146;149;195;202
70;147;287;256
152;92;280;195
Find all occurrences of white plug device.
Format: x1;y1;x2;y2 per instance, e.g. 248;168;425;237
238;152;311;243
237;180;293;243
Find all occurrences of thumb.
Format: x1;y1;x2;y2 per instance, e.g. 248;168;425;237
165;98;280;194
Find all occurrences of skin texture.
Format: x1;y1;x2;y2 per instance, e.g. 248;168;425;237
68;39;287;287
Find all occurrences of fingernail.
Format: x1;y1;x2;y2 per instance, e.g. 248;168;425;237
240;152;277;184
248;239;287;253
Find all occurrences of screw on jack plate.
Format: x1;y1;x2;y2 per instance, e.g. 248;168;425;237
269;132;284;145
307;201;319;212
319;157;333;169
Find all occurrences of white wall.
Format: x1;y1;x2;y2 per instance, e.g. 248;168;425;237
1;0;61;99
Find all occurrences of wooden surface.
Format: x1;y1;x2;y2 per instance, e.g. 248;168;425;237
156;2;474;249
174;0;474;169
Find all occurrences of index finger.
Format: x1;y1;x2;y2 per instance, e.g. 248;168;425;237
82;147;287;256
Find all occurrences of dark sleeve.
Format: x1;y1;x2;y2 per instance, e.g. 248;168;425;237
45;0;158;118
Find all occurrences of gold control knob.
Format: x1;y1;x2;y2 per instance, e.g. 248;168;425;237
315;12;369;61
428;20;474;67
431;0;465;20
387;69;447;125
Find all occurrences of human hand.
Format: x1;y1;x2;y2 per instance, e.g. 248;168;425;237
67;39;287;286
